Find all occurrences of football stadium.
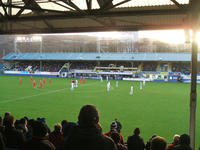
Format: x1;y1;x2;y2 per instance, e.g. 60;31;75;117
0;0;200;150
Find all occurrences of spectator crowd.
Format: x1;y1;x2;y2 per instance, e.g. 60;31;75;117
0;105;196;150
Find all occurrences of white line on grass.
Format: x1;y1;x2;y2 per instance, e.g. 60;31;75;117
0;88;67;104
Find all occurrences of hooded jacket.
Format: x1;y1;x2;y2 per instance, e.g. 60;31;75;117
57;125;117;150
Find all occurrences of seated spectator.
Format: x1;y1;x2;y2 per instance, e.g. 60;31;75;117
127;128;145;150
0;132;5;150
166;134;180;150
0;116;4;133
146;134;157;150
151;136;167;150
57;104;117;150
3;112;10;126
111;132;127;150
38;117;51;134
22;120;55;150
104;121;125;145
114;118;122;133
173;134;192;150
25;119;35;140
48;124;64;148
3;115;25;149
62;121;78;138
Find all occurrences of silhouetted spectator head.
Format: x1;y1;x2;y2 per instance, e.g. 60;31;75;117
24;116;29;121
63;122;78;138
152;134;157;139
110;121;117;131
173;134;180;144
78;104;99;127
4;115;14;127
27;119;35;128
4;112;10;118
179;134;190;145
61;120;68;128
54;124;62;132
32;120;48;138
110;132;121;144
40;118;46;124
134;128;140;135
20;118;27;126
151;136;167;150
0;117;2;126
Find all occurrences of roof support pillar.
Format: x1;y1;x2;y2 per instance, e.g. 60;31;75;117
189;28;197;150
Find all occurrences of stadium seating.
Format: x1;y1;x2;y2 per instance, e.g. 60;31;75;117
2;52;193;61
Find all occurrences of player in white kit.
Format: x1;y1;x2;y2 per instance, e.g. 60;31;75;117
140;81;143;90
107;81;111;92
75;80;78;87
130;86;133;95
143;79;146;86
71;80;75;90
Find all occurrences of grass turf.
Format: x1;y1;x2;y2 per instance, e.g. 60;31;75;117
0;75;200;149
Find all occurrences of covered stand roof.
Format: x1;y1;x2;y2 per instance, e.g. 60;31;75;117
0;0;199;34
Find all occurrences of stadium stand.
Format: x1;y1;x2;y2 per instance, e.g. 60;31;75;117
2;52;194;82
2;52;193;61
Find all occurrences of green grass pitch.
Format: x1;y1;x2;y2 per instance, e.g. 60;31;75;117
0;75;200;148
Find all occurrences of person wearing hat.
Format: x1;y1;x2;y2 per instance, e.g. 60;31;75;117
22;120;55;150
173;134;192;150
166;134;180;150
104;121;125;145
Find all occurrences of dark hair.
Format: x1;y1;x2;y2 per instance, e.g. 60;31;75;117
4;115;14;127
20;118;26;124
111;132;121;144
151;136;167;150
54;124;62;132
4;112;10;118
134;128;140;135
32;120;48;137
0;117;2;126
78;104;99;127
179;134;190;145
61;120;68;127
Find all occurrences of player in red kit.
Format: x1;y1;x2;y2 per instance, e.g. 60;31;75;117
40;80;43;88
49;78;51;84
33;80;36;88
79;78;81;84
43;78;46;84
83;77;85;83
20;77;22;84
30;76;33;81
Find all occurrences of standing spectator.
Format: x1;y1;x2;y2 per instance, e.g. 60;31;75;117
3;115;25;149
48;124;64;148
115;118;122;133
111;132;127;150
104;121;125;145
166;134;180;150
127;128;145;150
151;136;167;150
22;120;55;150
173;134;192;150
57;104;117;150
